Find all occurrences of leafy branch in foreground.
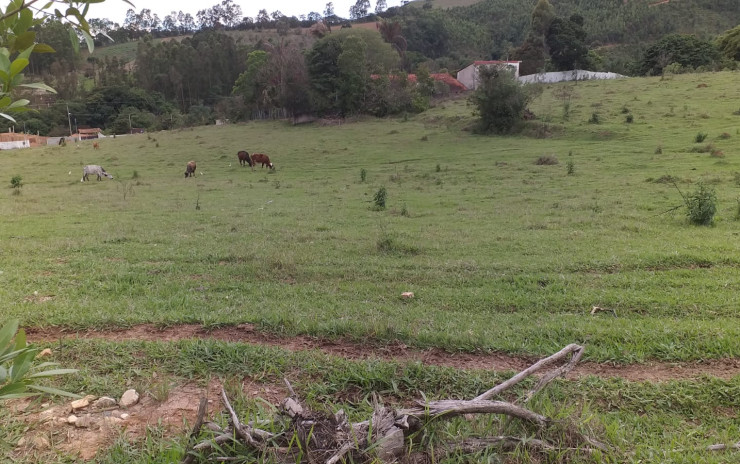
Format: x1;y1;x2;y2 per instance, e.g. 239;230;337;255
0;0;132;122
0;319;79;401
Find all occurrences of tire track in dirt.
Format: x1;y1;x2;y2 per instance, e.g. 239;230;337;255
27;323;740;382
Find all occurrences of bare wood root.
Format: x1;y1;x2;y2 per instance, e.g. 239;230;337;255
188;344;608;463
474;343;584;402
708;442;740;451
181;397;208;464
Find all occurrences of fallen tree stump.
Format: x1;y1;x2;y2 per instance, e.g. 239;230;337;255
182;343;608;463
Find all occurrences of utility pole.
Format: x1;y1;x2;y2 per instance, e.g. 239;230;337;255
128;113;132;134
67;103;72;136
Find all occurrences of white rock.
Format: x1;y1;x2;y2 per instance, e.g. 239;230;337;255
120;389;140;408
67;414;78;424
92;397;117;409
401;292;414;299
74;414;96;429
120;413;130;420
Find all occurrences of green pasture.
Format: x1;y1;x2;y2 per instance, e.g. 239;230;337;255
4;338;740;463
1;72;740;363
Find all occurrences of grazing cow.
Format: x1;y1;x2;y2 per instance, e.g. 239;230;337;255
251;153;274;169
93;142;100;149
81;165;113;182
237;150;254;168
185;161;197;178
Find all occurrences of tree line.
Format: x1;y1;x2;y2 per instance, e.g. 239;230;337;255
10;0;740;136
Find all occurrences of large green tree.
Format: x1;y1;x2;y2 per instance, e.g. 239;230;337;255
546;15;589;71
640;34;721;75
716;24;740;62
307;29;398;115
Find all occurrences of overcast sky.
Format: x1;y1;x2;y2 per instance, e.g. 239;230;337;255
87;0;406;24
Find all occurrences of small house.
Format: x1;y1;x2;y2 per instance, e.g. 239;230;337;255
456;61;521;90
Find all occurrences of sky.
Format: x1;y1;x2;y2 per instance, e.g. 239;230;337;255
87;0;406;25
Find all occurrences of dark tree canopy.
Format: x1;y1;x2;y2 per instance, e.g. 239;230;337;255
640;34;721;75
546;16;589;71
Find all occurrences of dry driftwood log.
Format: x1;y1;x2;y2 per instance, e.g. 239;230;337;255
182;343;607;463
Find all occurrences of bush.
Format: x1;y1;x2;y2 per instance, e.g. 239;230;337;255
360;168;367;182
10;175;22;189
695;132;708;143
566;160;575;175
1;319;79;401
373;187;387;210
535;155;559;165
625;114;634;123
685;183;717;225
588;112;600;124
471;66;533;134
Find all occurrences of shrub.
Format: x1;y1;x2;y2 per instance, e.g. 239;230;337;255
685;183;717;225
719;132;731;139
360;168;367;183
373;187;387;210
690;144;715;153
588;112;600;124
566;160;575;175
694;132;708;143
435;164;441;173
625;114;634;123
655;145;663;154
535;155;559;165
1;319;79;401
470;66;533;134
10;175;22;189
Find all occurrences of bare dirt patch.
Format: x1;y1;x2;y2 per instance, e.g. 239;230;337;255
10;379;291;461
26;324;740;382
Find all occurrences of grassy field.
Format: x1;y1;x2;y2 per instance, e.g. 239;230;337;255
3;72;740;362
2;71;740;462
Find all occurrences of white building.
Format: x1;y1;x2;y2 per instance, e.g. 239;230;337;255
456;61;521;90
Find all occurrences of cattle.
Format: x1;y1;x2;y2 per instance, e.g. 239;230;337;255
251;153;274;169
185;161;197;178
237;150;254;168
81;165;113;182
93;142;100;149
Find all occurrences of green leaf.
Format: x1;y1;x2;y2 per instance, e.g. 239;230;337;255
33;43;56;54
82;30;94;54
0;95;13;109
0;347;33;364
27;384;81;399
11;31;35;53
0;112;18;123
0;319;20;351
68;27;80;54
27;368;78;378
14;327;26;351
0;52;11;75
0;365;7;383
12;7;33;36
0;381;28;398
17;43;34;61
30;362;60;370
7;98;29;109
9;58;28;78
19;82;56;93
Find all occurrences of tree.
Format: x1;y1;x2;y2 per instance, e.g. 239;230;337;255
325;2;335;18
378;19;407;57
471;65;532;134
337;36;368;114
308;29;399;115
546;15;589;71
640;34;721;75
716;25;740;62
256;9;270;29
375;0;387;14
349;0;370;20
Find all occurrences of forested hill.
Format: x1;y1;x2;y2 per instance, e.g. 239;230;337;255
389;0;739;72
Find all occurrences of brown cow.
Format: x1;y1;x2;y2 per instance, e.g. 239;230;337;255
237;150;254;169
185;161;196;178
251;153;274;169
93;142;100;149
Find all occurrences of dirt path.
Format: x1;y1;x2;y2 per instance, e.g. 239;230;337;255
27;323;740;382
